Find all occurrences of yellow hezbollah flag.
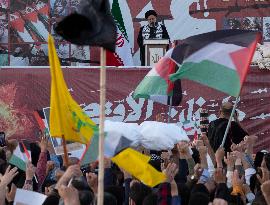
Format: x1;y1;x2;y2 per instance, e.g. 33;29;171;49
48;35;97;144
111;148;166;187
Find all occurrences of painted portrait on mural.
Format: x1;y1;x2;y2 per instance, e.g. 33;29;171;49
0;13;8;44
263;17;270;41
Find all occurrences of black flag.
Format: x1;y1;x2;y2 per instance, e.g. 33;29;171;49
55;0;117;52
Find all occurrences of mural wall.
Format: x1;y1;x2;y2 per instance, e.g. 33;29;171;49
0;68;269;151
0;0;270;66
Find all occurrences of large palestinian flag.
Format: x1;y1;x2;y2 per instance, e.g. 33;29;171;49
133;48;182;106
170;30;261;97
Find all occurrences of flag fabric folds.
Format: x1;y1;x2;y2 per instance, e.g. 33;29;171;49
111;148;166;187
80;132;99;165
79;120;167;187
133;48;182;106
170;30;262;97
55;0;117;52
9;143;31;171
106;0;134;66
139;121;189;151
48;35;97;144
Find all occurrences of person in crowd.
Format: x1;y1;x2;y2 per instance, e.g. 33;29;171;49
1;118;270;205
207;102;248;152
137;10;170;66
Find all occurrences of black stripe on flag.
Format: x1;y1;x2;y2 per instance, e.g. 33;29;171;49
171;30;261;65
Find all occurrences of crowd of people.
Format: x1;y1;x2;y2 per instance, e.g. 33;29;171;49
0;104;270;205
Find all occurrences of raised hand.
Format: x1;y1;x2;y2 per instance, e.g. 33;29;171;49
64;164;82;179
214;168;226;184
198;146;208;156
0;166;18;187
232;170;244;187
39;134;49;152
224;152;236;171
6;183;17;202
26;162;36;180
58;185;80;205
257;167;270;185
215;147;225;163
261;180;270;205
163;163;178;183
56;164;82;189
177;141;191;159
244;135;258;145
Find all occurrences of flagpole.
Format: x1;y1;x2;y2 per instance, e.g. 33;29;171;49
220;96;240;148
62;135;69;167
97;47;106;205
167;96;172;123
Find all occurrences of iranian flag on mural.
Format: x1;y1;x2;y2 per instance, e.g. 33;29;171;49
170;30;262;97
106;0;134;66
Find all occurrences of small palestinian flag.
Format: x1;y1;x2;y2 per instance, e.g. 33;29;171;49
79;132;99;166
9;142;31;171
170;30;261;97
133;49;182;106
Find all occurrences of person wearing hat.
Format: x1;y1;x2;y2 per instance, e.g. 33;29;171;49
137;10;170;66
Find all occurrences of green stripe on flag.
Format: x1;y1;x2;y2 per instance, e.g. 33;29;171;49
81;132;99;165
133;76;169;99
9;155;26;171
170;60;241;97
111;0;128;41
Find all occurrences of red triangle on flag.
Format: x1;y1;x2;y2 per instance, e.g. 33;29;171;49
106;50;124;66
155;57;177;93
39;5;49;15
25;7;38;23
229;38;259;84
10;14;25;33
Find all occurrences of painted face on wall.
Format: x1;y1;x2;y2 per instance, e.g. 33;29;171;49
54;0;67;15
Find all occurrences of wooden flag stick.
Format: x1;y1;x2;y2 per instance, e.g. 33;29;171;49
97;47;106;205
62;135;69;167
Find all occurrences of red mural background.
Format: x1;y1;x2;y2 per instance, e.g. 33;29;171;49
0;67;269;152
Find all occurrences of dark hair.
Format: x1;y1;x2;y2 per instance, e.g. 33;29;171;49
104;192;118;205
254;151;265;169
78;190;94;205
178;183;191;205
71;177;91;191
229;194;245;205
105;186;124;205
189;192;210;205
143;193;157;205
252;190;267;205
130;182;152;205
264;153;270;171
72;177;94;205
145;10;157;19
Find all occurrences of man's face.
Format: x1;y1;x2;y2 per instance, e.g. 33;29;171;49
147;15;157;26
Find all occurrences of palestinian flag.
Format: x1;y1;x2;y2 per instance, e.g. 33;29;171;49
170;30;261;97
106;0;134;66
9;142;31;171
133;49;182;106
80;132;99;165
